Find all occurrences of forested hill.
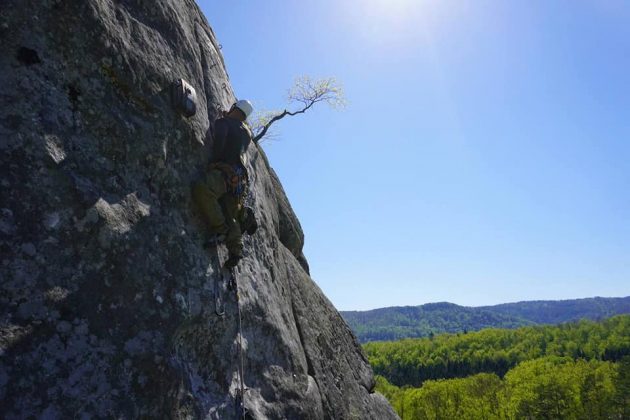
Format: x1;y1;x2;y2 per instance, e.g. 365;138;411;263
341;296;630;343
365;315;630;387
481;296;630;324
370;316;630;419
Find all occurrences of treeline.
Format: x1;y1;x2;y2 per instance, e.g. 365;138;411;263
482;296;630;325
342;297;630;343
365;315;630;387
376;356;630;420
342;302;533;343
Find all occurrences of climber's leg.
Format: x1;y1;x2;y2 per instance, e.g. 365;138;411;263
220;193;243;266
239;206;258;236
192;169;228;235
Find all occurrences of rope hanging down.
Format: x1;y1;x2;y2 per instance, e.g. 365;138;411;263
209;240;247;417
233;272;247;419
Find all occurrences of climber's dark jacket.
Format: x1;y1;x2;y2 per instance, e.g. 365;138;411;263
192;115;255;259
210;116;253;167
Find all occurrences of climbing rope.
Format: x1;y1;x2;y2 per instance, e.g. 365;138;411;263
231;267;247;419
211;245;247;417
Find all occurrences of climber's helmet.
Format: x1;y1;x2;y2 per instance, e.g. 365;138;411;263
232;99;254;120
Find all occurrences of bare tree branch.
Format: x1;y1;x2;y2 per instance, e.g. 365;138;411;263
251;76;346;143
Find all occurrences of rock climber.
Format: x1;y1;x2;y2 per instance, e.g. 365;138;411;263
192;99;258;268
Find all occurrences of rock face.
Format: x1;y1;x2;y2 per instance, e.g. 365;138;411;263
0;1;398;419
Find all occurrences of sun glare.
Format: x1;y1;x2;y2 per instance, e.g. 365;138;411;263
366;0;416;21
340;0;431;48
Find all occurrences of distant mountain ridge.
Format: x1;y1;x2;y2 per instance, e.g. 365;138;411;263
341;296;630;343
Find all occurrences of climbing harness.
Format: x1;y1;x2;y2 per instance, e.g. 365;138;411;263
208;162;250;205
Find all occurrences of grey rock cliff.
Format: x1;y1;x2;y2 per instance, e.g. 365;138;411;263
0;1;398;419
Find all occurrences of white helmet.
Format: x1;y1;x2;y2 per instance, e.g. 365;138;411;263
233;99;254;119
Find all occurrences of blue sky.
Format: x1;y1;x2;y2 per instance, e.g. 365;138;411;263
199;0;629;311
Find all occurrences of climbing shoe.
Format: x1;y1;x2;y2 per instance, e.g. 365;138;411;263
240;206;258;236
224;253;242;269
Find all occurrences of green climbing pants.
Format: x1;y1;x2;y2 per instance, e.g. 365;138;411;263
192;169;243;257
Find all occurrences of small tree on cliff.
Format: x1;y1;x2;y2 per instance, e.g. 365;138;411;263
250;76;346;143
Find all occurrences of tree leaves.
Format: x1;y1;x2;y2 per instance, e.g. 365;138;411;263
370;316;630;419
250;76;346;143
